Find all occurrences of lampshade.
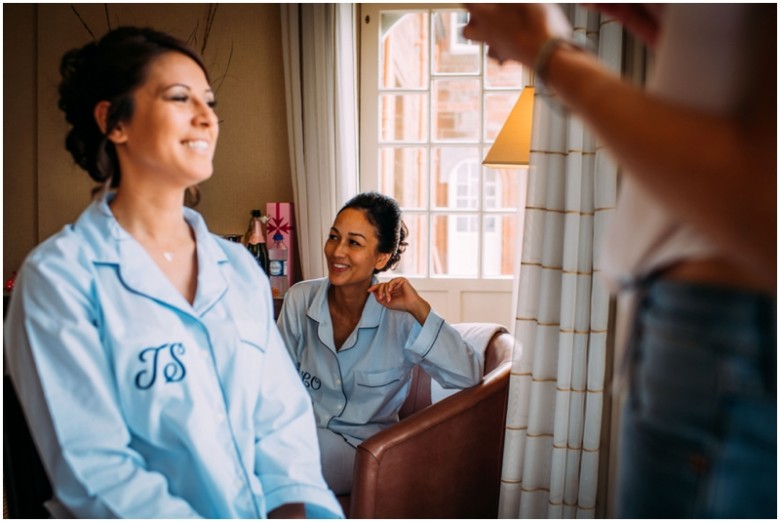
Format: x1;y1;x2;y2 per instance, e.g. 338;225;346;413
482;86;535;167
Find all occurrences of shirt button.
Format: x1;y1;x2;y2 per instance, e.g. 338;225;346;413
215;413;225;423
200;350;211;360
335;378;341;385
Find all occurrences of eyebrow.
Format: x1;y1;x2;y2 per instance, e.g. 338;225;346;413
330;227;367;241
161;83;214;95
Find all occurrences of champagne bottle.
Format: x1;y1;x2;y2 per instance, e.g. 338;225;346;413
244;210;269;275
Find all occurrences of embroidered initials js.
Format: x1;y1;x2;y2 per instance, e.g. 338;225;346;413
135;343;187;390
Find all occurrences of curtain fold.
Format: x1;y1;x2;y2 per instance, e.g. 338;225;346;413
499;6;623;518
281;4;359;281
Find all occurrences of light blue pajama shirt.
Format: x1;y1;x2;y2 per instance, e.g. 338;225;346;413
4;192;342;518
276;277;484;446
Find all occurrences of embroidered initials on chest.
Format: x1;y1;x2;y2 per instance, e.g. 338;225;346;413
134;342;187;389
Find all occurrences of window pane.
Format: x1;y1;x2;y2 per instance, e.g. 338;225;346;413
380;94;428;142
395;212;428;276
485;53;525;88
483;213;517;277
432;79;480;142
431;11;480;75
432;214;479;276
379;147;428;209
380;12;429;89
484;91;521;142
431;146;480;210
366;6;527;284
483;167;525;209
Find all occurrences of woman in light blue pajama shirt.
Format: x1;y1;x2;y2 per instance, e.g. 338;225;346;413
277;192;483;494
4;27;341;518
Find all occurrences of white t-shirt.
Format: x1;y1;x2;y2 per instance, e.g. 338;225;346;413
602;4;750;289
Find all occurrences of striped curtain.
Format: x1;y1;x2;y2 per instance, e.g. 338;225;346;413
498;6;623;518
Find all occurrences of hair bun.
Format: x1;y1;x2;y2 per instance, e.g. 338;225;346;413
56;27;208;190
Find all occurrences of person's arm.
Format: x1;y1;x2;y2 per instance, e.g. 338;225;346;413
587;4;664;46
408;309;484;389
4;253;201;518
464;4;776;289
370;278;483;387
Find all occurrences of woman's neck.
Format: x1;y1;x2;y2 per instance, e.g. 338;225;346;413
328;281;372;350
109;186;190;244
328;281;371;316
109;185;199;304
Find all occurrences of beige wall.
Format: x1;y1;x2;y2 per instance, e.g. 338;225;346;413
3;3;293;283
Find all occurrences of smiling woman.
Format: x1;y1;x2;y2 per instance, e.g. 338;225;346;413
277;191;484;496
4;26;342;518
97;51;219;196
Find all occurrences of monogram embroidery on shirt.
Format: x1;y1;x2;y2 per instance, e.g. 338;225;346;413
134;342;187;390
299;370;322;391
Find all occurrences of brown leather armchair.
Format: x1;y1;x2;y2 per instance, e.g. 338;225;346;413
339;326;515;518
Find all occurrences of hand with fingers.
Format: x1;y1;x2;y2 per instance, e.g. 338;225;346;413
586;4;664;47
462;3;571;67
368;277;431;325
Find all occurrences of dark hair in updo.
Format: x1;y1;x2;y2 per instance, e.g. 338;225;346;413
339;191;408;273
58;26;209;199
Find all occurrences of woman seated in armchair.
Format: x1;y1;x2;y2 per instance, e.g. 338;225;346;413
277;192;483;495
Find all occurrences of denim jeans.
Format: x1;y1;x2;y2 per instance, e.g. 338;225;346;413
616;279;776;518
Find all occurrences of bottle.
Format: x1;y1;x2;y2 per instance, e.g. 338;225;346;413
268;232;289;299
245;210;269;275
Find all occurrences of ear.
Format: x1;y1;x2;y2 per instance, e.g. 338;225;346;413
93;101;127;144
374;252;391;272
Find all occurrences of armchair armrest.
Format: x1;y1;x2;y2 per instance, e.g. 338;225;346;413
349;361;512;518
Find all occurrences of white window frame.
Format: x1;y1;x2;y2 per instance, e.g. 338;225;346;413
359;3;519;326
448;11;478;55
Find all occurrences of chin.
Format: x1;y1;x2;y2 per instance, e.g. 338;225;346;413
188;168;214;184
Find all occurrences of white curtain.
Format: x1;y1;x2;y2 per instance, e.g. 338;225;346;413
281;4;359;280
499;7;623;518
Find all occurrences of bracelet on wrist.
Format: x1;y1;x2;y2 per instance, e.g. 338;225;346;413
534;37;585;84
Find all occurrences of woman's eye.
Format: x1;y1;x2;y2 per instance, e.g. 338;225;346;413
328;234;338;241
349;240;361;247
207;100;217;109
169;94;189;103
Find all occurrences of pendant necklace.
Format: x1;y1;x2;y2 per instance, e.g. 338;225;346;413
163;252;175;262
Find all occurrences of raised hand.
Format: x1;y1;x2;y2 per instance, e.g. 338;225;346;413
368;277;431;325
586;4;664;47
462;3;572;67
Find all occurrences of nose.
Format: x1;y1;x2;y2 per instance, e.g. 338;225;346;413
331;239;347;258
194;99;217;128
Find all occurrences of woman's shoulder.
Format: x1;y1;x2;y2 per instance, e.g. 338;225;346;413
24;224;92;271
281;277;328;313
26;196;118;271
13;224;97;301
289;277;328;294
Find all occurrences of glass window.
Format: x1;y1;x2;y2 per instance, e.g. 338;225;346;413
362;6;527;279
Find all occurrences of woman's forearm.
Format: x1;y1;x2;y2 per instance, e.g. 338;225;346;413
544;44;776;286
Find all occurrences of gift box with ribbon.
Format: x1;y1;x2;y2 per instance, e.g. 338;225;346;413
265;202;295;292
